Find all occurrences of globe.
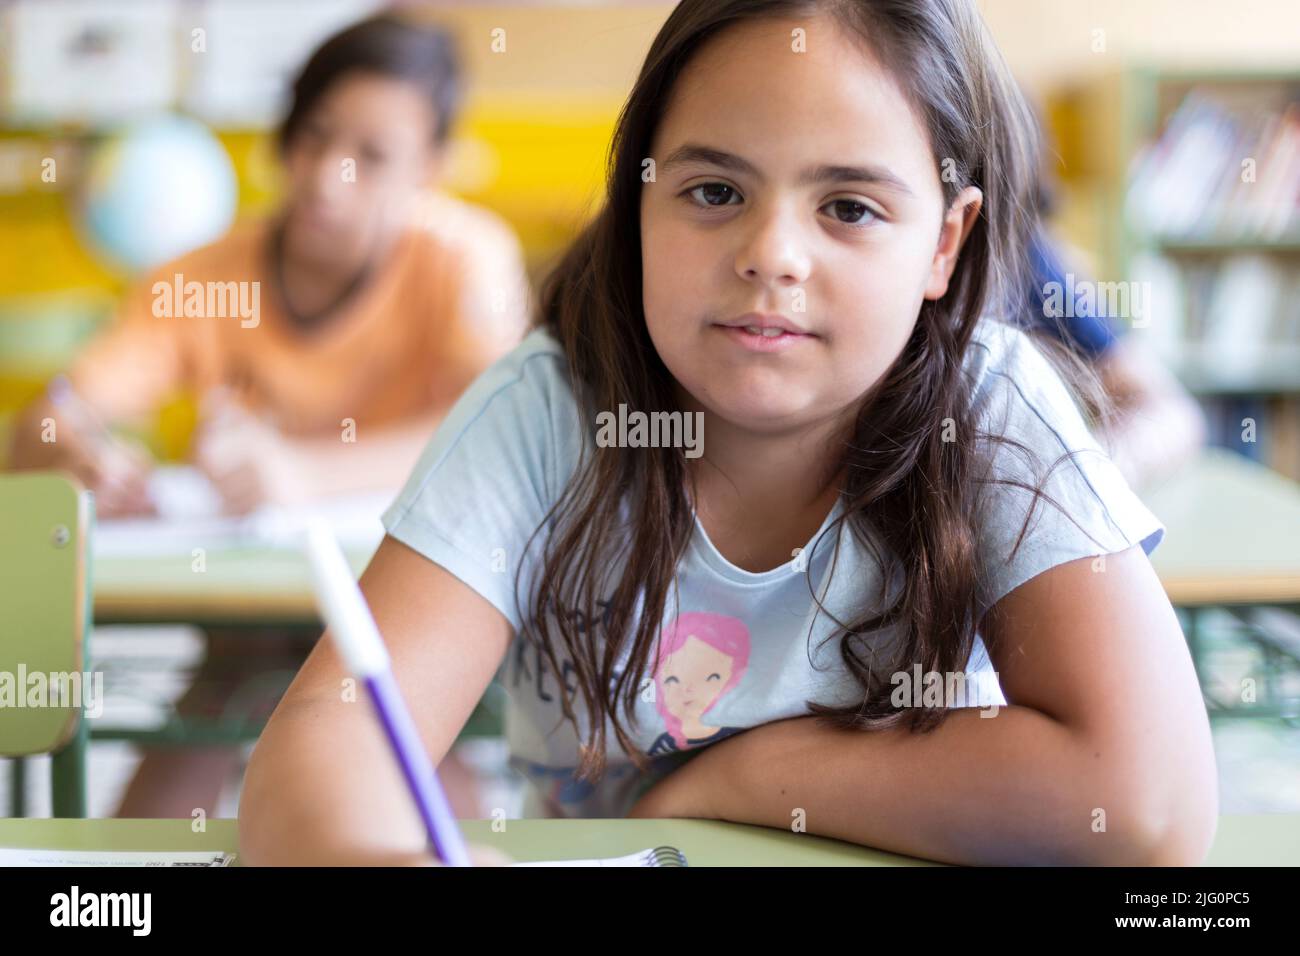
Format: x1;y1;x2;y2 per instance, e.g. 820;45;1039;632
78;115;238;273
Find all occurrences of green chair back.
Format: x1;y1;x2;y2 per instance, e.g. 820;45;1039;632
0;471;91;816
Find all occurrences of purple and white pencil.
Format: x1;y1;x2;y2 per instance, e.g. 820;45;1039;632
303;519;472;867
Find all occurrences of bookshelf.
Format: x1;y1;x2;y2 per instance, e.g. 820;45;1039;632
1071;67;1300;479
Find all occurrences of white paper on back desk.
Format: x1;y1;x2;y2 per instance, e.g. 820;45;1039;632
93;466;391;557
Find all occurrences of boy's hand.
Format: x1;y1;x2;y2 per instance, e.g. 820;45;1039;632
78;432;157;518
192;393;309;514
18;400;157;517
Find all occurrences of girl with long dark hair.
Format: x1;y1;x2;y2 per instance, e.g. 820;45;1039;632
242;0;1216;866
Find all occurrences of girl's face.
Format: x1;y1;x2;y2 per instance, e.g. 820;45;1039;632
659;635;734;723
640;15;981;436
282;71;443;267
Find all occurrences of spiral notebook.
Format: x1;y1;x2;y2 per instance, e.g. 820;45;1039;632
514;846;688;867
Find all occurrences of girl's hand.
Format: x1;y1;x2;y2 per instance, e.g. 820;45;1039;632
626;736;741;821
625;718;821;823
415;844;514;867
279;843;515;867
626;774;699;820
465;844;515;867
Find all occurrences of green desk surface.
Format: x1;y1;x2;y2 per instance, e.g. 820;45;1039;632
0;814;1295;866
93;545;373;626
92;449;1300;625
1141;450;1300;606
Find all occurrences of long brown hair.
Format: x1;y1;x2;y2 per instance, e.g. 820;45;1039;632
521;0;1078;782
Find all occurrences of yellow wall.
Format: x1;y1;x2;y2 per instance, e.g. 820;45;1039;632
3;1;1297;350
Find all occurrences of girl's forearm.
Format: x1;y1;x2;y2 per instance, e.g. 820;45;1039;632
703;708;1180;866
239;695;437;866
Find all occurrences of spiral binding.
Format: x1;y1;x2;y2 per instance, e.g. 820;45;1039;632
642;845;688;867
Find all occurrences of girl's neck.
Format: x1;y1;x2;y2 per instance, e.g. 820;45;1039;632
683;398;851;572
682;386;850;508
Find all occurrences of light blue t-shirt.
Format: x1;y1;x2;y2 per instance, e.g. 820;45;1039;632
381;320;1164;819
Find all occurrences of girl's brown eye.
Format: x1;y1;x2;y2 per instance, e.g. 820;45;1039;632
827;199;876;225
691;183;738;206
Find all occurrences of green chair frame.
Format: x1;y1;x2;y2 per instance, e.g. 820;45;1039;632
0;471;91;817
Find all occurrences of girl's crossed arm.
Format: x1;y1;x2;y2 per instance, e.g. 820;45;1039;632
630;545;1218;866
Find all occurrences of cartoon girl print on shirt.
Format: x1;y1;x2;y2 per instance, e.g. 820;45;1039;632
646;611;751;758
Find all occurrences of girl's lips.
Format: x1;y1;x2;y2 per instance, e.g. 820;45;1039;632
713;323;816;353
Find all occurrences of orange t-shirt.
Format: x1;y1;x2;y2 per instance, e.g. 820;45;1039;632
69;190;531;437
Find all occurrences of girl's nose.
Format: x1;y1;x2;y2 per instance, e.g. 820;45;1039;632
734;203;812;288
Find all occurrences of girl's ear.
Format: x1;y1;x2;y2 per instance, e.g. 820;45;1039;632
923;186;983;301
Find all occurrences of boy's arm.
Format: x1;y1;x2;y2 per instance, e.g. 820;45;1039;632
191;306;522;510
275;406;458;498
9;280;191;514
631;545;1218;866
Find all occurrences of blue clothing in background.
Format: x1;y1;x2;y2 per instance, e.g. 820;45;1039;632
1027;230;1120;360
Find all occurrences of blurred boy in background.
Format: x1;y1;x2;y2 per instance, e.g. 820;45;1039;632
10;14;530;817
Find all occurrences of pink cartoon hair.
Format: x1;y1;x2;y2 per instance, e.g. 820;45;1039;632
652;612;751;748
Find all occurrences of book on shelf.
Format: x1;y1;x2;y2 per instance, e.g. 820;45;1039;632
1130;252;1299;383
1126;90;1300;242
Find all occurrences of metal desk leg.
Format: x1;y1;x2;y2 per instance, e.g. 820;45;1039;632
8;757;27;817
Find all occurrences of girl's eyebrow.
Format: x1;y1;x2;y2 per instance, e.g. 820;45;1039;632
660;142;914;196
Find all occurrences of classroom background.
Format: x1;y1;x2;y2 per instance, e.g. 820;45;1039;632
1;0;1299;825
